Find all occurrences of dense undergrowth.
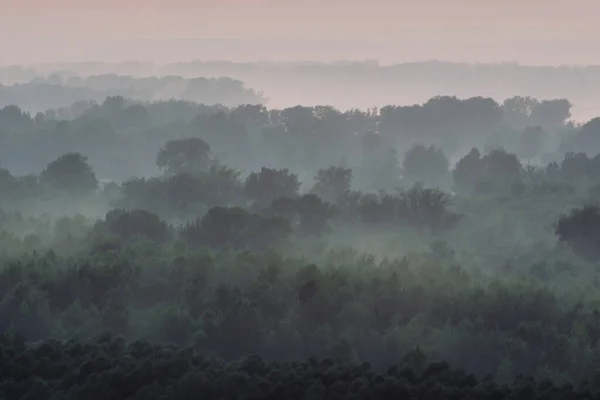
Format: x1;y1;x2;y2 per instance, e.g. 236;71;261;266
3;333;600;400
2;238;600;386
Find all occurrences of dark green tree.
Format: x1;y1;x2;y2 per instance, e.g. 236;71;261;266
311;166;352;203
556;205;600;261
453;148;484;192
156;137;213;176
244;167;300;207
40;153;98;196
402;144;449;186
99;209;169;243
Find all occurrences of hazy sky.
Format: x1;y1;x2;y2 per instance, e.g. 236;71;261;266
1;0;599;64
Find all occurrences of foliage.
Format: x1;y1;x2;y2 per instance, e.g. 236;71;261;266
0;241;599;386
180;206;291;251
244;167;300;207
268;194;337;235
156;137;213;176
556;205;600;261
402;144;449;186
453;148;523;193
2;333;599;400
311;166;353;204
0;74;266;113
453;148;483;192
96;209;170;243
39;153;98;197
0;94;579;184
2;92;600;395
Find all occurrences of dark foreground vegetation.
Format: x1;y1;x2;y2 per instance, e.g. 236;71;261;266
3;334;600;400
2;90;600;397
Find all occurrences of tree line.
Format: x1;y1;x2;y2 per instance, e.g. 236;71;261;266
0;95;587;183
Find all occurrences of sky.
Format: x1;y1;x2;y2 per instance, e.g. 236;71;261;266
1;0;599;65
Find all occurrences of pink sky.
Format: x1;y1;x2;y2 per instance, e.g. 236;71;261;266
1;0;599;64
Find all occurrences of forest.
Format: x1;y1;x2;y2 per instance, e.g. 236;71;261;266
3;90;600;398
0;74;266;115
7;61;600;121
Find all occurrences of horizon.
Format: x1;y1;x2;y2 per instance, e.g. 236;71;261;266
6;53;600;70
4;38;600;67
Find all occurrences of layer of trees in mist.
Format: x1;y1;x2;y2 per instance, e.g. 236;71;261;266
4;87;600;397
5;61;600;120
0;73;265;114
0;93;590;184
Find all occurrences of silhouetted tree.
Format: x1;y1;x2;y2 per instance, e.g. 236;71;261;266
40;153;98;196
270;194;336;235
401;186;459;230
556;205;600;261
560;152;590;184
311;166;352;203
402;144;449;186
481;149;522;188
244;168;300;207
99;209;169;243
201;165;243;207
530;99;572;131
0;167;19;202
502;96;539;129
156;137;213;176
561;118;600;155
453;148;484;192
181;207;290;251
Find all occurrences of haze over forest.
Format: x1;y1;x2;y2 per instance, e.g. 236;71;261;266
5;1;600;399
3;0;600;120
4;61;600;122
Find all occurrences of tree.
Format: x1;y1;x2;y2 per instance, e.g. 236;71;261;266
113;177;167;215
311;166;352;203
400;186;459;230
281;106;316;135
99;209;169;243
182;207;249;250
164;173;206;213
402;144;449;186
200;165;243;207
181;207;290;251
530;99;572;130
502;96;539;129
244;168;300;207
560;152;590;184
565;118;600;155
156;137;213;176
454;148;522;193
101;96;126;115
0;105;33;135
481;149;522;188
269;194;336;235
0;167;18;202
231;104;269;137
40;153;98;196
453;148;484;192
556;205;600;261
588;154;600;182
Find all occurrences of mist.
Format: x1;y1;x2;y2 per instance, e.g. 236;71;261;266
4;1;600;398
